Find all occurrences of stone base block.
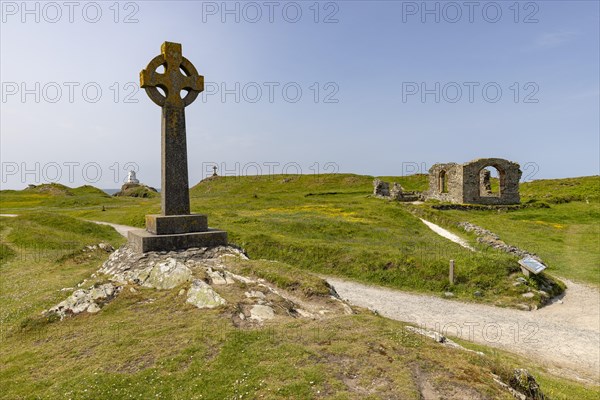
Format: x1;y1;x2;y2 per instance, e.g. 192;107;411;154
145;214;208;235
128;228;227;253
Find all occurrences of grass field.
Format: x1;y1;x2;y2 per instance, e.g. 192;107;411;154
0;213;598;399
2;174;597;303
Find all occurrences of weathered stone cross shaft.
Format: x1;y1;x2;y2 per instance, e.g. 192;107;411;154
127;41;227;252
140;41;203;215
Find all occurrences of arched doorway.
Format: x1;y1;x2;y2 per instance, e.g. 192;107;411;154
479;166;502;197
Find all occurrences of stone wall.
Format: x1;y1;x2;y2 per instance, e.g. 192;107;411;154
373;179;390;197
462;158;521;205
424;158;521;205
424;163;463;203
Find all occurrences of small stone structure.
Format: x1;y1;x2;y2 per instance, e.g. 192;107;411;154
424;158;521;205
373;179;420;202
373;179;390;197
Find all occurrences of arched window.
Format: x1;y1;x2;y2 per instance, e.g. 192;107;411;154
439;170;448;194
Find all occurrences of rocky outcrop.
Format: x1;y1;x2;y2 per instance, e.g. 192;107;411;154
45;283;121;320
46;244;351;324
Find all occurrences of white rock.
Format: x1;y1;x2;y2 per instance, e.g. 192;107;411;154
186;280;226;309
341;303;354;315
295;308;314;318
522;292;535;299
87;303;101;313
224;271;255;284
142;258;192;290
98;243;115;252
206;269;229;285
245;290;266;299
249;305;275;322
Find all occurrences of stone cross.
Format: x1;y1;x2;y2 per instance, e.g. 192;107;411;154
140;41;204;215
128;41;227;253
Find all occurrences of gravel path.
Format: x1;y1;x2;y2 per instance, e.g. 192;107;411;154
419;218;475;251
89;220;135;238
327;276;600;383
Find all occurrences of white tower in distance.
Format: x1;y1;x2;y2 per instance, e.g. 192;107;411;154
126;170;140;185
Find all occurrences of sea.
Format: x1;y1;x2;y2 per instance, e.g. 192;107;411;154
102;188;161;195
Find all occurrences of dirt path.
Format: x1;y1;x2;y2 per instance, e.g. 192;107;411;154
327;277;599;384
419;218;475;251
0;215;135;238
89;220;135;238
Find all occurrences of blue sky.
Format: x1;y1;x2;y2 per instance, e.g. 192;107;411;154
1;0;598;189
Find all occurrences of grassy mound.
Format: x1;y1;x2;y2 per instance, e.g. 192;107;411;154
1;183;112;211
113;184;159;198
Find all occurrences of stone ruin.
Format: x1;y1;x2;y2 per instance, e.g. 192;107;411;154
373;179;420;202
424;158;521;205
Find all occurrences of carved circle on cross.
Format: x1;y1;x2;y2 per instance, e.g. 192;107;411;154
140;42;204;108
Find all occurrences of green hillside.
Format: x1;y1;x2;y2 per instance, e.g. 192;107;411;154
520;176;599;204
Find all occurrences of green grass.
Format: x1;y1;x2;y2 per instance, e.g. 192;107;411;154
428;185;599;285
0;217;597;398
442;203;599;284
520;176;599;204
4;174;595;304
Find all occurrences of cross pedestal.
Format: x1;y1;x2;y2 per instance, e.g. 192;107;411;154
127;41;227;252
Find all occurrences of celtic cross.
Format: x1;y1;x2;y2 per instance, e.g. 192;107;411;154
140;42;204;215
